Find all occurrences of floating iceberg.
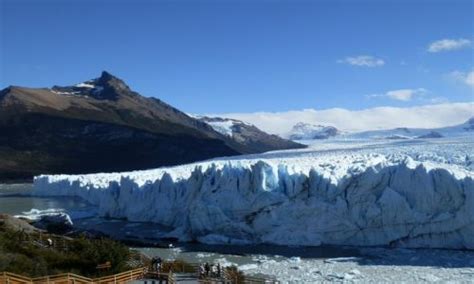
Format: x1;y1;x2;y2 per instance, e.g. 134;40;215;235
33;139;474;249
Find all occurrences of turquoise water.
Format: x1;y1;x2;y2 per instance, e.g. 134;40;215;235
0;184;92;215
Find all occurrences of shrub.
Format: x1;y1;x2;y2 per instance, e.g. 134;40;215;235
0;228;131;277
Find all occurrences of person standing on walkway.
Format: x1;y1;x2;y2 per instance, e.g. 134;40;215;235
204;262;210;277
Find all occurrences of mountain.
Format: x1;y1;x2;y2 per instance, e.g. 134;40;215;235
286;122;340;140
198;116;305;153
0;72;300;181
344;117;474;140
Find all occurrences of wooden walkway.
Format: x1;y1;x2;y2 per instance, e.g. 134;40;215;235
1;258;277;284
1;269;276;284
0;268;146;284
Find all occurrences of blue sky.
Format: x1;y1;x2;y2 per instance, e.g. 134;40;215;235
1;0;473;114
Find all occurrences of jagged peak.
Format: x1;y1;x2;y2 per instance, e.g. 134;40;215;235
50;71;135;100
95;71;127;87
100;70;115;80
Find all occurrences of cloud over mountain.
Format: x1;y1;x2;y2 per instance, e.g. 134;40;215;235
211;102;474;134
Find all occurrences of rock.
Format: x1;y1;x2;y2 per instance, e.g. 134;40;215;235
34;213;74;234
0;214;40;233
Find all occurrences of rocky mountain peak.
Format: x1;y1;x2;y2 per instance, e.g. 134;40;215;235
95;71;131;93
50;71;135;101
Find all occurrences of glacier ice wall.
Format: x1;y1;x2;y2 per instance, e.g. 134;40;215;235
33;152;474;249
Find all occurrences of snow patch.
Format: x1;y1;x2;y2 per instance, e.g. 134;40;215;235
75;82;95;88
206;120;236;136
51;90;81;96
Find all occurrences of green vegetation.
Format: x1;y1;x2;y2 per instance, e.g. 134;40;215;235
0;228;131;277
0;215;262;282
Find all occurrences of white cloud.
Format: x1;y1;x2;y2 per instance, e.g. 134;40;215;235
386;89;422;101
448;70;474;87
337;55;385;67
428;97;450;104
468;72;474;87
428;38;471;53
367;88;427;101
208;102;474;134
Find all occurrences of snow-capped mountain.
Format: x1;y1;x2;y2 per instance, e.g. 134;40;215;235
286;122;340;140
199;116;305;153
0;71;302;181
0;71;239;181
49;71;130;100
345;117;474;140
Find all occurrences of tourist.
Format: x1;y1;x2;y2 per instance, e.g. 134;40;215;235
204;262;210;277
211;264;218;277
150;257;157;271
199;264;205;278
156;257;162;272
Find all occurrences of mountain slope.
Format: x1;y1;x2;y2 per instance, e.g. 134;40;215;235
199;116;305;153
1;71;297;181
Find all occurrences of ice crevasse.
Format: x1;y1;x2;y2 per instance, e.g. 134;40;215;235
33;151;474;249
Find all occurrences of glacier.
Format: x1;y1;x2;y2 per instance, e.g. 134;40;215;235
33;138;474;249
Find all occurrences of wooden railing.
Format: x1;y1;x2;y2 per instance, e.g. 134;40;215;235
0;272;33;284
2;261;277;284
0;267;146;284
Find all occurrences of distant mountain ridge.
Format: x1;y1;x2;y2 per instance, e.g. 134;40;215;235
280;118;474;141
286;122;341;140
343;117;474;140
0;71;303;181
